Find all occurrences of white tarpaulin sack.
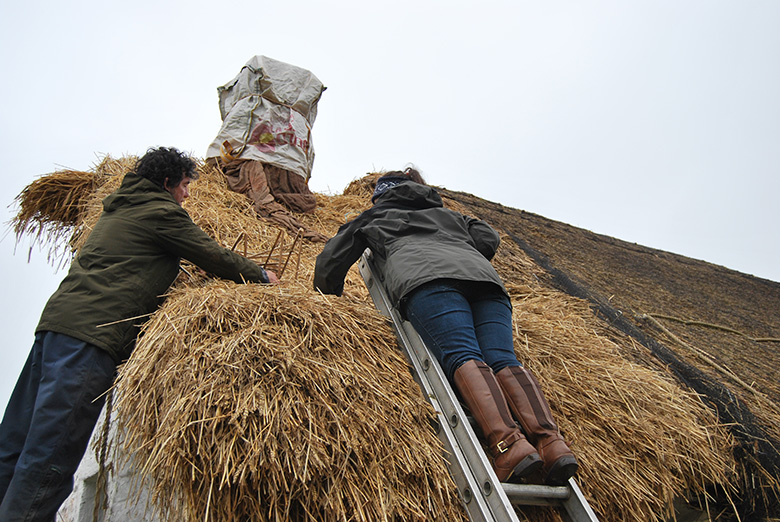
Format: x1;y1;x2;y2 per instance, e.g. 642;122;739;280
206;56;326;181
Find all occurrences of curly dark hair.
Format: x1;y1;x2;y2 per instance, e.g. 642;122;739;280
134;147;198;189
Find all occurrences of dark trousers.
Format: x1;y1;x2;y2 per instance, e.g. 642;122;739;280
404;280;521;383
0;331;116;522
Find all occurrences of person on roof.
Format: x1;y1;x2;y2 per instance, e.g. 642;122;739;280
0;146;278;521
313;167;578;486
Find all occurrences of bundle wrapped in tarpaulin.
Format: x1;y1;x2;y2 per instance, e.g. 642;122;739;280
207;55;325;179
207;55;328;241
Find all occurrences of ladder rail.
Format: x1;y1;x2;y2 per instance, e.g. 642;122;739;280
560;479;600;522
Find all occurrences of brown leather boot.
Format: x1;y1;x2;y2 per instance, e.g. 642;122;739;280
453;360;542;482
496;365;578;486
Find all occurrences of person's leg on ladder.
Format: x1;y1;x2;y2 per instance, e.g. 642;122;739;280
468;286;579;485
405;281;542;481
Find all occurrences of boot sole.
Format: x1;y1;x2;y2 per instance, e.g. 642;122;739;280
510;453;543;481
544;455;578;486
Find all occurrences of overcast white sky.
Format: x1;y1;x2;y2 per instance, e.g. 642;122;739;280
1;1;778;409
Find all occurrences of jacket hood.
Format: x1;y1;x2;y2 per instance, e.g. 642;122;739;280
103;174;177;212
373;181;443;210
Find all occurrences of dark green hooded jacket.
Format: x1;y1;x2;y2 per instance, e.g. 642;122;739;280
313;181;506;309
36;173;268;362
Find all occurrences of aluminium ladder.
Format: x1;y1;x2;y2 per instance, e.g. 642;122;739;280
358;251;599;522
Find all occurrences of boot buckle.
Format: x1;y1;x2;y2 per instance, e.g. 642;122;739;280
495;431;523;454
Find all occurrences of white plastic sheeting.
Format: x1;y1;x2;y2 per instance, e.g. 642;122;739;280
206;56;326;181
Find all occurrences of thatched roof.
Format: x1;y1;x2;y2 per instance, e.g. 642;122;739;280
12;156;780;521
441;188;780;520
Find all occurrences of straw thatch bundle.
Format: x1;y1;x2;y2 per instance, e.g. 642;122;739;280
12;155;744;521
11;169;96;232
117;282;462;521
11;169;102;263
10;156;136;262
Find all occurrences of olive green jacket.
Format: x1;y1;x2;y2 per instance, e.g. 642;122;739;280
36;173;268;362
313;181;506;309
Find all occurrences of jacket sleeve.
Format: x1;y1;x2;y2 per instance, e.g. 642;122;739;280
465;215;501;261
157;206;269;283
313;217;368;295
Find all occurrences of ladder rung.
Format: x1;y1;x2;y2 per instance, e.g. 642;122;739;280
502;483;571;506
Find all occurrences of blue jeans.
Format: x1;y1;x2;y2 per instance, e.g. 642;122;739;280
0;331;116;522
404;280;521;383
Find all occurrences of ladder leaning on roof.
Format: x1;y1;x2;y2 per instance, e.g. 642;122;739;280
358;251;600;522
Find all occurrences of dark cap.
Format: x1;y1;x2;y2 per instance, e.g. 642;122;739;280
371;175;409;203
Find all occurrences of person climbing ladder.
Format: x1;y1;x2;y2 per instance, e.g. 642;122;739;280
313;167;578;485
